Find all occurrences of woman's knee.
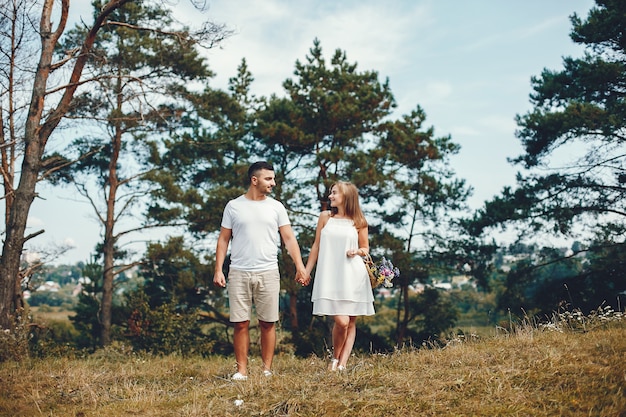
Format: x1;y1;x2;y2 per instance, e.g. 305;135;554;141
348;316;357;327
334;315;350;329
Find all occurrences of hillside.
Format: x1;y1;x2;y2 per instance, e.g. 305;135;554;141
0;320;624;416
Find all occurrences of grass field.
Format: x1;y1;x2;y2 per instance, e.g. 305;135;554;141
31;306;75;322
0;313;623;416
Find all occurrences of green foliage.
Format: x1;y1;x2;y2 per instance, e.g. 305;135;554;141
57;1;214;184
289;320;328;357
145;60;254;235
27;290;75;308
464;0;626;317
71;291;102;350
70;260;105;349
139;237;214;308
578;240;626;308
123;290;215;356
29;320;81;359
497;249;583;316
484;239;626;318
0;314;30;362
115;237;231;355
29;264;83;287
52;1;229;347
470;0;626;236
145;38;469;353
449;286;497;319
409;287;459;345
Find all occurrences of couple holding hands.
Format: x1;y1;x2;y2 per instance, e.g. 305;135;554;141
213;161;374;380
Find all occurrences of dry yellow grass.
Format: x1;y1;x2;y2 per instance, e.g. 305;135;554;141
0;323;624;416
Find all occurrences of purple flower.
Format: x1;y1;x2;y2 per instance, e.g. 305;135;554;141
372;257;400;288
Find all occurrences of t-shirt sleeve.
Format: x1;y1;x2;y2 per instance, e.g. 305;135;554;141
221;201;233;229
277;202;290;227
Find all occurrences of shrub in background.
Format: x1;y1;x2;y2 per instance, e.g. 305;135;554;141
123;290;216;356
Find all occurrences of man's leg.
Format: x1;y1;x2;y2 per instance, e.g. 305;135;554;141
255;269;280;374
259;320;276;372
233;320;250;375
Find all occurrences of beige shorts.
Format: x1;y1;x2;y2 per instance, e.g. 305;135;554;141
227;268;280;323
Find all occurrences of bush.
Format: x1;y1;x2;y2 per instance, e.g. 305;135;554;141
124;291;216;356
29;321;82;358
27;291;73;307
0;314;30;362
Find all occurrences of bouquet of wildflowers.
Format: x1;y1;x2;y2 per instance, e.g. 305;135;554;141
365;255;400;288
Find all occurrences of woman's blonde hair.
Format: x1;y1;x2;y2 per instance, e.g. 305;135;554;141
330;181;368;230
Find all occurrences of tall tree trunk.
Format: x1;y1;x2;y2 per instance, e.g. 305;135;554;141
394;283;411;347
99;159;119;346
0;0;131;331
99;87;123;346
0;174;36;327
0;0;61;329
100;228;116;346
395;204;418;347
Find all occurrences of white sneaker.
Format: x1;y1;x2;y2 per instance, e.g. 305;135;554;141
263;370;273;377
231;372;248;381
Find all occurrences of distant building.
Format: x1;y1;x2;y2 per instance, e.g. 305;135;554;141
433;282;452;291
376;287;392;298
72;283;83;296
36;281;61;292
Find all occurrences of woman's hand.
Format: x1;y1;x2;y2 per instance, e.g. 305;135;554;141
295;269;311;286
347;248;368;258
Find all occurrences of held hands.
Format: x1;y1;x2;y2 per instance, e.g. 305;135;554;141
214;269;309;288
295;269;311;286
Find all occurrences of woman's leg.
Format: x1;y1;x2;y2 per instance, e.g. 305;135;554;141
338;316;356;368
331;315;350;367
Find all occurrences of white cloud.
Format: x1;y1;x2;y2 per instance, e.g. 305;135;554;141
193;1;436;99
63;237;77;249
27;216;44;228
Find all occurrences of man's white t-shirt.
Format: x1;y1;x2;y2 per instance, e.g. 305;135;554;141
221;195;290;271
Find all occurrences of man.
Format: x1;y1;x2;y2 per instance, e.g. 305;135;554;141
214;161;308;381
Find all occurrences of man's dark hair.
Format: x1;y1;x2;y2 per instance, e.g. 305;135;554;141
248;161;274;182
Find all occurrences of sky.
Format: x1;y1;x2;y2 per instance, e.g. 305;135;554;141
26;0;596;265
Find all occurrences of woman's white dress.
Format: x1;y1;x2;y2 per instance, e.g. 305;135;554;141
311;217;375;316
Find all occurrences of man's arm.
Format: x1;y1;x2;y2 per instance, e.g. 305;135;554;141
279;224;308;284
213;227;232;288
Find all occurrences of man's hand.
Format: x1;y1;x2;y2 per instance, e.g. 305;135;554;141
214;271;226;288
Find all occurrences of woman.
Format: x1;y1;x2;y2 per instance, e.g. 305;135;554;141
305;181;375;371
